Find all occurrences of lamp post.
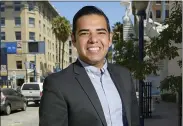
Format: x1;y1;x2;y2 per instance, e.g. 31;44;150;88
133;1;148;126
0;2;2;83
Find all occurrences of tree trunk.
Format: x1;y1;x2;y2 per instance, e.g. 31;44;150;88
62;42;65;69
59;41;61;69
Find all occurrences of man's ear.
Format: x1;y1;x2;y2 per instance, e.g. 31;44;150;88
71;34;76;47
109;32;113;47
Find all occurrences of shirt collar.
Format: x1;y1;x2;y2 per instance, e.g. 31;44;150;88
78;58;108;75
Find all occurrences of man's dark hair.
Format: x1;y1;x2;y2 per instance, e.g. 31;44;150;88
72;6;111;36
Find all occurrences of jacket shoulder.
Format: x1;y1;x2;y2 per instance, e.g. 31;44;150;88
108;63;130;73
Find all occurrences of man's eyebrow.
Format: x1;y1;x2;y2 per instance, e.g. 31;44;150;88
96;28;107;32
77;28;108;34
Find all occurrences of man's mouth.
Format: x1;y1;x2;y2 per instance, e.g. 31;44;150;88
88;47;100;51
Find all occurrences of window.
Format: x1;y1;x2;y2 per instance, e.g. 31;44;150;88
22;84;40;90
16;61;22;69
48;52;50;61
39;20;41;28
14;1;21;11
1;2;5;12
43;24;46;33
69;41;72;47
29;32;35;40
69;57;72;63
53;55;55;62
39;34;41;40
150;11;152;18
47;40;49;49
29;17;35;27
156;1;161;4
15;17;21;26
165;10;169;18
69;49;72;55
52;43;54;50
1;17;5;26
15;31;21;40
156;10;161;18
28;2;35;11
50;53;53;61
1;32;5;40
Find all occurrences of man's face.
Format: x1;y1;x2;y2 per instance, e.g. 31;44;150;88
72;14;112;68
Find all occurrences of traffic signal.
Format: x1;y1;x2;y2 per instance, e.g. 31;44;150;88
27;41;45;54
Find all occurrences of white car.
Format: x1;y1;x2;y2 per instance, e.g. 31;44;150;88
21;82;43;105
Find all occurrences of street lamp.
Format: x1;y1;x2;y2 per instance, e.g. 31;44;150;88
133;1;148;126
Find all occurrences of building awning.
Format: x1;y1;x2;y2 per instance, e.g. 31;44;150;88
16;75;25;79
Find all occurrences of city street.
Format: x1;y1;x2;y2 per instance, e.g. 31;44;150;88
1;101;178;126
1;102;39;126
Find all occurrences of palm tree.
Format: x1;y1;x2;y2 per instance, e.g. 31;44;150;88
52;16;71;69
112;22;123;43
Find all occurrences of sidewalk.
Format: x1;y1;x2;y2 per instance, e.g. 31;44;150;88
145;101;179;126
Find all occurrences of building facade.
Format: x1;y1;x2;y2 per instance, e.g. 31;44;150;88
0;1;71;86
132;1;182;91
68;37;78;64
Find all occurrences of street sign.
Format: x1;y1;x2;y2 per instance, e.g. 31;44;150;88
0;65;7;76
17;41;22;54
17;41;22;48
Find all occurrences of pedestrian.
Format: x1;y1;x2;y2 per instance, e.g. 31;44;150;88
39;5;139;126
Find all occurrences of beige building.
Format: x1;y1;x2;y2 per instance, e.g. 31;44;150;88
68;37;78;64
150;1;182;78
0;1;71;86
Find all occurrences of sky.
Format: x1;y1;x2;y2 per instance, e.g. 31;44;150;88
50;1;134;29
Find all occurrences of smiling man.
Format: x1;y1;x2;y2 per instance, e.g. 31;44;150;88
39;6;139;126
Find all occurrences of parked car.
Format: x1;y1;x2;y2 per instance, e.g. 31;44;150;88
21;82;43;105
1;88;27;115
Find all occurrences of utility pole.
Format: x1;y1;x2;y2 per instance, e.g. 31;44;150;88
33;54;36;82
0;2;2;83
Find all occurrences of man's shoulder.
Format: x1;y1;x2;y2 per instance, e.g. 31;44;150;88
45;63;74;81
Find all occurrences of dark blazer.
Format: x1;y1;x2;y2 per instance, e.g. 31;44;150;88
39;60;139;126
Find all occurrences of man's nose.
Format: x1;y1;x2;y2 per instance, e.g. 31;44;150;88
88;33;98;43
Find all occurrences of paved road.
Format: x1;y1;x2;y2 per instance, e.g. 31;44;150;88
1;102;39;126
145;101;179;126
1;101;178;126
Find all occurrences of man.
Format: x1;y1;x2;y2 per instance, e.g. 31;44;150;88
39;6;139;126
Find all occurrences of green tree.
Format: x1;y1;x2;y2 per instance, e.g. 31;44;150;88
106;22;123;62
112;22;123;42
113;34;158;80
52;16;71;69
113;2;182;82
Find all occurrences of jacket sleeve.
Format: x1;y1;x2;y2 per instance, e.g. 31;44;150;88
39;77;68;126
129;72;140;126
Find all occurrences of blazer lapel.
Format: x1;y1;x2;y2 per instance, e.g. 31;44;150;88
107;64;130;125
73;60;107;126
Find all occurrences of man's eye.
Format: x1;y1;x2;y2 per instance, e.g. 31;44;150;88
98;32;106;34
80;33;89;36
